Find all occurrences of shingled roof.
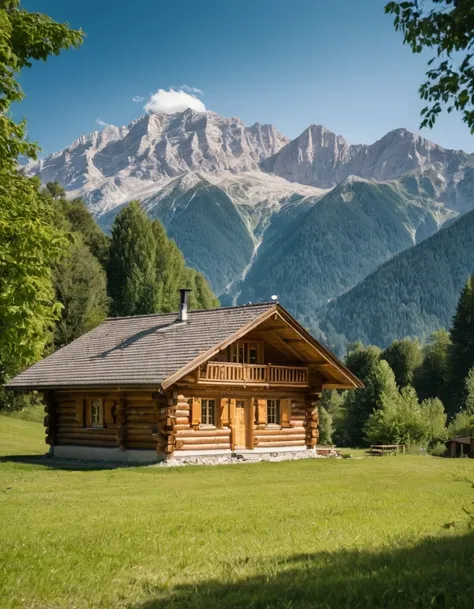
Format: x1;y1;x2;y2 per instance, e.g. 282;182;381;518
6;303;277;390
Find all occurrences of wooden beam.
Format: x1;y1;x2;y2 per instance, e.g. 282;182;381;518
268;330;306;362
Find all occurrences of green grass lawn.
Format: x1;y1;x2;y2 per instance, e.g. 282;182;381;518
0;413;47;457
1;416;474;609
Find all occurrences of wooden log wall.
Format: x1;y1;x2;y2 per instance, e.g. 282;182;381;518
253;397;307;449
52;390;160;450
154;393;177;457
49;388;319;454
43;391;57;446
125;394;156;450
303;397;320;449
54;392;117;447
173;394;232;451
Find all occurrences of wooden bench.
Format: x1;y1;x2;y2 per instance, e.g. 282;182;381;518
370;444;405;456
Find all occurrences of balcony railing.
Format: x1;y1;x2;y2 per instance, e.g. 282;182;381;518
198;362;309;386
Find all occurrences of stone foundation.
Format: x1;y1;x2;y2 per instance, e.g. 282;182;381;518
51;445;339;466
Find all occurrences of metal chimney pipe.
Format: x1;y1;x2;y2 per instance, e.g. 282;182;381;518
178;288;191;322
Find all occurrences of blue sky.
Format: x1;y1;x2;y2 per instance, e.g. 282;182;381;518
13;0;474;155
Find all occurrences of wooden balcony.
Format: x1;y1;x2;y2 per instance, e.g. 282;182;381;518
198;362;309;386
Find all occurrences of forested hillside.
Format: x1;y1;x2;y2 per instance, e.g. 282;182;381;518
318;209;474;351
238;177;452;318
148;179;254;296
98;174;256;295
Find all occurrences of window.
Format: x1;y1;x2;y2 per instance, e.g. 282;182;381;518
201;399;216;426
90;398;103;428
248;344;258;364
230;342;260;364
231;343;245;363
267;399;280;425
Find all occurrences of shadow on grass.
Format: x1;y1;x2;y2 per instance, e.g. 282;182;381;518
0;454;153;470
131;531;474;609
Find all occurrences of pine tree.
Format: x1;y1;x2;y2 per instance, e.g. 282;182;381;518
195;272;220;309
420;397;447;444
464;367;474;415
382;338;422;388
107;201;159;317
344;344;398;446
59;196;110;266
364;385;428;447
414;329;451;403
449;275;474;415
53;235;108;348
109;213;218;317
345;342;382;380
45;181;66;200
319;390;347;446
318;406;333;445
153;219;187;313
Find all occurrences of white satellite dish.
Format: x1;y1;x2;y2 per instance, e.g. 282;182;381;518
271;295;278;302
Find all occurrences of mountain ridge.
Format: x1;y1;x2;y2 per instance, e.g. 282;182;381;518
24;108;474;347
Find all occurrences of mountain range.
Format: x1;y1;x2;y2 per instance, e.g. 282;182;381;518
26;109;474;352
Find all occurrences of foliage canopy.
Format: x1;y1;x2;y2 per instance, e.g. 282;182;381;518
385;0;474;132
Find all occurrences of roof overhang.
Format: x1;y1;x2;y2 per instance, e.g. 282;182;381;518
5;383;164;392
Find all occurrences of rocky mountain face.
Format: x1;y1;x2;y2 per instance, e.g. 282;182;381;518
27;109;474;348
28;110;289;215
264;125;473;196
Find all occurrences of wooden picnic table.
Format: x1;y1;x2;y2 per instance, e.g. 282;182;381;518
370;444;405;456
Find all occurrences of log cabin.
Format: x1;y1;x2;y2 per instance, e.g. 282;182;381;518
5;290;363;463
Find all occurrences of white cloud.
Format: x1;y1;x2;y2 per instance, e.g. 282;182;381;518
180;84;204;96
144;87;206;115
132;95;144;103
96;118;109;128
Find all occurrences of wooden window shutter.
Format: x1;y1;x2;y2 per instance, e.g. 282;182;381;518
281;399;292;428
84;398;92;428
257;399;267;425
191;398;201;426
229;399;236;423
219;398;230;428
229;399;237;450
75;399;85;427
104;399;116;426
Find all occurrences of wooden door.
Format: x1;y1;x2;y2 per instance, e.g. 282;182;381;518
234;399;249;448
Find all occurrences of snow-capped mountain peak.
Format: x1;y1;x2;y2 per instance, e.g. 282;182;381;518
27;109;289;212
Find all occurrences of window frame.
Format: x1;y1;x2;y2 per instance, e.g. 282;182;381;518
230;341;261;364
266;399;281;427
200;398;216;427
89;398;104;429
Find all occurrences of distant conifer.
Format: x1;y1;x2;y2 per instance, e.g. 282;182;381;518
449;275;474;414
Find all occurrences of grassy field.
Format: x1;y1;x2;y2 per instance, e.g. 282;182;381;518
1;416;474;609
